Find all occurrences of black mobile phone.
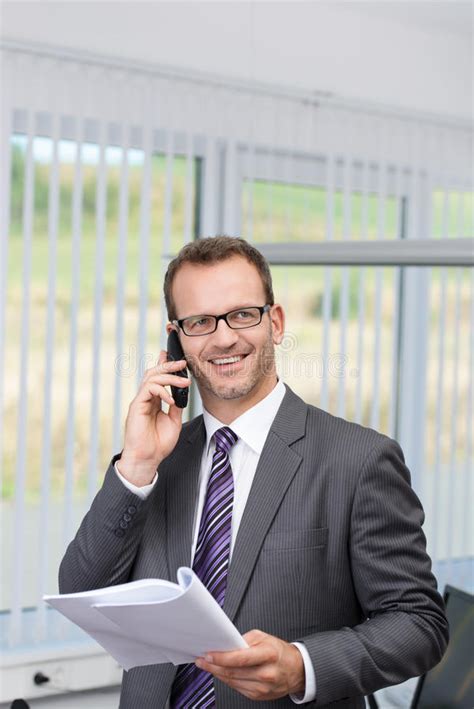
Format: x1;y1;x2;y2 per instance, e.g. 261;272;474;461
166;330;189;408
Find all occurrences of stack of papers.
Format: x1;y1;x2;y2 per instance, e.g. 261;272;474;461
44;567;247;670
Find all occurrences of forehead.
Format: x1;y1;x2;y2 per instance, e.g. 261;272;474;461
171;256;266;317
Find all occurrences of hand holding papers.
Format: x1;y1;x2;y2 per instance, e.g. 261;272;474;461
44;567;247;671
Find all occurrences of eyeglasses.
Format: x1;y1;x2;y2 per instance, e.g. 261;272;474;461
172;305;271;337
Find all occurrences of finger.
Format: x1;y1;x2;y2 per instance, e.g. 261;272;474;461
144;374;191;389
194;661;277;702
162;358;188;370
157;349;167;366
142;383;174;407
145;360;188;380
195;658;264;683
145;351;186;375
202;643;270;668
161;346;188;369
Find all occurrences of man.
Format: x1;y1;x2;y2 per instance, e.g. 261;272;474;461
59;236;448;708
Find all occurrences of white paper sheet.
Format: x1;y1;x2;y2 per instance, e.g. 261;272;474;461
44;568;247;670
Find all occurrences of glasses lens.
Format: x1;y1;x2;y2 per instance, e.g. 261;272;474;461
227;308;261;329
182;315;216;336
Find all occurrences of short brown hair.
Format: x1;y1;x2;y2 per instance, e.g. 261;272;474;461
164;236;274;320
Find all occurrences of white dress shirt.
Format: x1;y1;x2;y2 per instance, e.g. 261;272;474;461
115;379;316;703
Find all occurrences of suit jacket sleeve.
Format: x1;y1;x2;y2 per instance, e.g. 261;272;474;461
58;454;160;593
297;438;449;705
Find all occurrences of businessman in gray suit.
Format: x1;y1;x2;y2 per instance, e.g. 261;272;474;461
60;236;448;708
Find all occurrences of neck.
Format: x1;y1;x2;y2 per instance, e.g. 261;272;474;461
200;374;278;424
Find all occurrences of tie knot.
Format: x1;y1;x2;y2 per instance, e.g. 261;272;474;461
214;427;238;454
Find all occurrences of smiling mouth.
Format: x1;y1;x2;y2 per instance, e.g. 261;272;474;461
208;354;248;366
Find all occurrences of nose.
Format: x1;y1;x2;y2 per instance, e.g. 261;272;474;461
210;318;240;349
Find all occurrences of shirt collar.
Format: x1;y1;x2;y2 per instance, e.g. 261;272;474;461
203;380;286;455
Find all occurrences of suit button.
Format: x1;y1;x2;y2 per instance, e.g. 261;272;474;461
115;528;125;538
123;513;132;522
119;520;128;529
127;506;137;515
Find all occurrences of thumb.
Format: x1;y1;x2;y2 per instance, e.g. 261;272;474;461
242;629;267;646
158;349;168;366
168;402;185;426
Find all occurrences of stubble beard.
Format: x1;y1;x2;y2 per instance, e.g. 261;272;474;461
187;328;276;401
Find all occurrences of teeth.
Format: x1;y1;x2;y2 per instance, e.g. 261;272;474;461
211;356;243;365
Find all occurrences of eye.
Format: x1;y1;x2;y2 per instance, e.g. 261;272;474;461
188;316;212;330
235;309;254;319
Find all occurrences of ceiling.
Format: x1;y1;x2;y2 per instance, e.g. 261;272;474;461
344;1;473;38
1;1;471;120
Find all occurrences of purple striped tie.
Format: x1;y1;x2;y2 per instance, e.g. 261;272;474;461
169;426;238;709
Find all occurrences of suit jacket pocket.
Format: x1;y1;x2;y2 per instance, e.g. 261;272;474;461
262;527;328;552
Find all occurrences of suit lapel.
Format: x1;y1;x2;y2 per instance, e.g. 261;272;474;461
223;386;308;622
166;416;206;579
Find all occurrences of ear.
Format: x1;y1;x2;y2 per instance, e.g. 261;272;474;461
165;322;175;335
269;304;285;345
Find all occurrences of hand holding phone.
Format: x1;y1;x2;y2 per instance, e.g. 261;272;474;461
119;341;190;486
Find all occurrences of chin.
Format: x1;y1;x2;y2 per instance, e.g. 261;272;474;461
200;375;259;402
214;386;253;400
210;382;255;400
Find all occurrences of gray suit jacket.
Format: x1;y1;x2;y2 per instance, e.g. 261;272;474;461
59;386;448;708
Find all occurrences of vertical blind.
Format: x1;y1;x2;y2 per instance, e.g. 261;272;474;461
0;41;472;650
